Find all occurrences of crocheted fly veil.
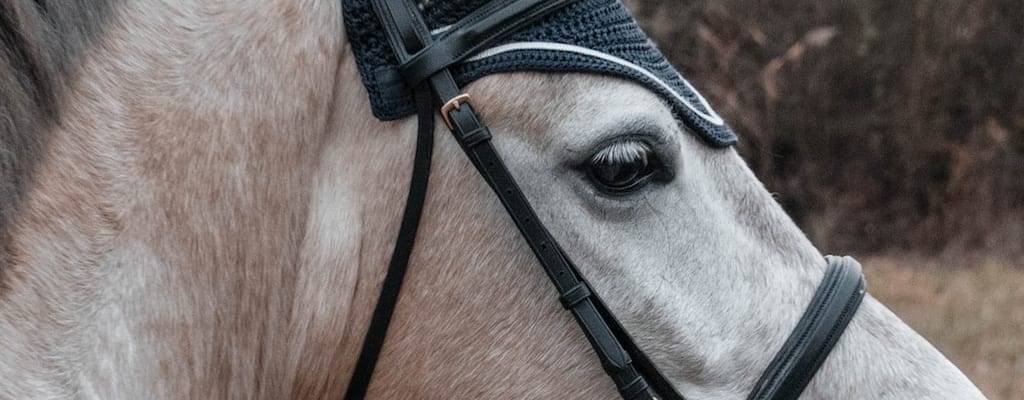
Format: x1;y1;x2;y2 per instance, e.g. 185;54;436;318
343;0;738;147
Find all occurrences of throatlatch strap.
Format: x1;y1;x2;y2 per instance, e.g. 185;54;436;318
748;256;866;400
343;86;435;400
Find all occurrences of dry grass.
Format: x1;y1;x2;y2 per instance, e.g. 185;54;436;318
862;255;1024;399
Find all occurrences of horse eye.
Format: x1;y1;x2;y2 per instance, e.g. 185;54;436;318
587;140;661;195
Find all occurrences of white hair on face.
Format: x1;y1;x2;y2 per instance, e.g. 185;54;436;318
591;140;650;165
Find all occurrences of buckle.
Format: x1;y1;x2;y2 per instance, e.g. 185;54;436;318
440;93;472;130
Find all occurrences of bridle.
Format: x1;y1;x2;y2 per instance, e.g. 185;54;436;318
343;1;867;399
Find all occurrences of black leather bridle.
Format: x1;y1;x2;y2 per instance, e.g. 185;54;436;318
343;1;867;399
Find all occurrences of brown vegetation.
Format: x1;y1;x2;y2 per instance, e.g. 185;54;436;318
863;256;1024;400
629;0;1024;258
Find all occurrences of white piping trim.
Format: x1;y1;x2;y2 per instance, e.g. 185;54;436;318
465;41;725;126
430;25;454;36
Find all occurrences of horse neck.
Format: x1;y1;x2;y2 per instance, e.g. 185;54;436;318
1;1;367;397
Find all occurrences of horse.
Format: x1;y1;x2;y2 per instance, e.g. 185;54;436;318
0;0;986;398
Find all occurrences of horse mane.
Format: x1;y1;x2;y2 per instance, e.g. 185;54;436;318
0;0;119;283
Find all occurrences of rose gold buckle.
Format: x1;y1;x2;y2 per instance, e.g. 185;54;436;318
440;94;472;130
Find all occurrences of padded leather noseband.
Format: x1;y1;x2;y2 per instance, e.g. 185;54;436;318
343;1;867;399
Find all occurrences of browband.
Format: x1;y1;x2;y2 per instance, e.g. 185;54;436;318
399;0;576;85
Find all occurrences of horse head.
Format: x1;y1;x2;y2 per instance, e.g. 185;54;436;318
0;0;986;398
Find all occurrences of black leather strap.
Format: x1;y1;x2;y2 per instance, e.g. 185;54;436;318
343;84;435;400
559;283;593;309
398;0;575;86
586;279;688;400
371;0;430;57
344;4;440;398
748;256;866;400
443;105;657;399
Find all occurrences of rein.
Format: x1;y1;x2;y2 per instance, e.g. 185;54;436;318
344;1;866;399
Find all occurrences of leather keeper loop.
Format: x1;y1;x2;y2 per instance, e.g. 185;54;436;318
620;375;652;400
559;283;593;310
459;126;492;148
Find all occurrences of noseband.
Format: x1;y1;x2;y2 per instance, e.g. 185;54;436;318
344;1;867;399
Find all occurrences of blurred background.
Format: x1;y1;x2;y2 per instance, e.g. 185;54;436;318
625;0;1023;398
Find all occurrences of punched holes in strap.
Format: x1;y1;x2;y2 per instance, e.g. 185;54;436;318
559;282;593;310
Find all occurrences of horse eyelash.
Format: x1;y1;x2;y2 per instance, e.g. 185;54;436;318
591;141;651;165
